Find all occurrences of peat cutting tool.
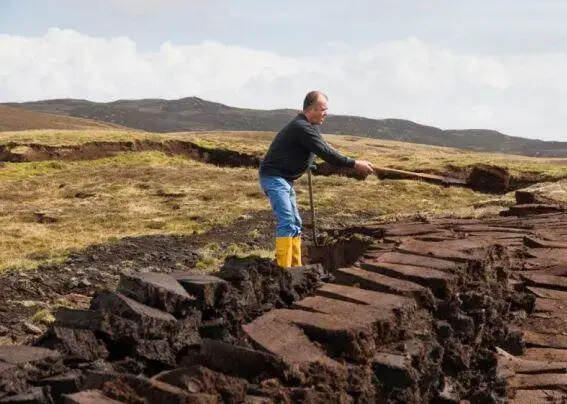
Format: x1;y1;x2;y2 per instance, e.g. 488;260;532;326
307;165;318;246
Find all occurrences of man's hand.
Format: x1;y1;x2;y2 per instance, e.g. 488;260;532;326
354;160;374;174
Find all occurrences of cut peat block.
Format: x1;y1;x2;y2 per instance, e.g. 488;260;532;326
0;346;64;397
292;294;411;346
186;339;286;380
359;259;456;298
333;267;433;308
244;302;406;362
505;204;565;217
523;330;567;349
369;251;462;272
0;345;61;366
453;225;531;234
171;273;228;309
372;352;417;388
523;235;567;249
520;274;567;291
508;373;567;390
396;239;478;262
534;298;566;313
379;223;440;237
523;348;567;362
526;286;567;302
315;282;415;311
525;248;567;262
36;326;109;362
242;309;340;367
90;292;177;329
118;272;197;317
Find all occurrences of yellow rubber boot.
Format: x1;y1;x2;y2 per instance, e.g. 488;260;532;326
291;236;302;267
275;237;293;268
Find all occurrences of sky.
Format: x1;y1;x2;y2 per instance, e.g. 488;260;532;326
2;0;567;141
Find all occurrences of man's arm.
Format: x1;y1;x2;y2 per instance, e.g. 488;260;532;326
298;127;374;174
298;126;355;167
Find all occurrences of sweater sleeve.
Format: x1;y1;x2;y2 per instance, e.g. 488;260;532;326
298;125;356;168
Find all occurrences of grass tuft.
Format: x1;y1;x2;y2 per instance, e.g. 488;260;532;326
31;309;55;325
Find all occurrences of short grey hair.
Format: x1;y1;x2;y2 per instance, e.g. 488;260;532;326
303;91;328;111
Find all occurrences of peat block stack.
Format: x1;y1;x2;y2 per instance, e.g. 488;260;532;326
2;208;567;403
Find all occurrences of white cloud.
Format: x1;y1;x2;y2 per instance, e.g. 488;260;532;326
1;28;566;141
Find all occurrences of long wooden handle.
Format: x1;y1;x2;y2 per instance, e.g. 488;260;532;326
307;168;318;246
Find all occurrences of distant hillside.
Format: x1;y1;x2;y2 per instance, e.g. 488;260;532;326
0;105;125;132
5;97;567;156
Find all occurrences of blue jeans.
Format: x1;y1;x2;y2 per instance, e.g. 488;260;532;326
259;175;302;237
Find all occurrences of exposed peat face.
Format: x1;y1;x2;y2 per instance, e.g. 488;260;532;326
2;207;567;402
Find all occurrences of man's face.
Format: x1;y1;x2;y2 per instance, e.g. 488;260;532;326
306;97;328;125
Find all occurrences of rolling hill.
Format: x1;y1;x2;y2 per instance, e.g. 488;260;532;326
5;97;567;156
0;105;126;131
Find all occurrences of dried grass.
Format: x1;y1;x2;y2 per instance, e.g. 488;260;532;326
1;128;566;272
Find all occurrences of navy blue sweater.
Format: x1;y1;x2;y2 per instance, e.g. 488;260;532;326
259;114;355;181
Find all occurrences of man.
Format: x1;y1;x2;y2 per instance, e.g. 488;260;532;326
259;91;374;268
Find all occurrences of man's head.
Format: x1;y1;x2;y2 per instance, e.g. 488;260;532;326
303;90;328;125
